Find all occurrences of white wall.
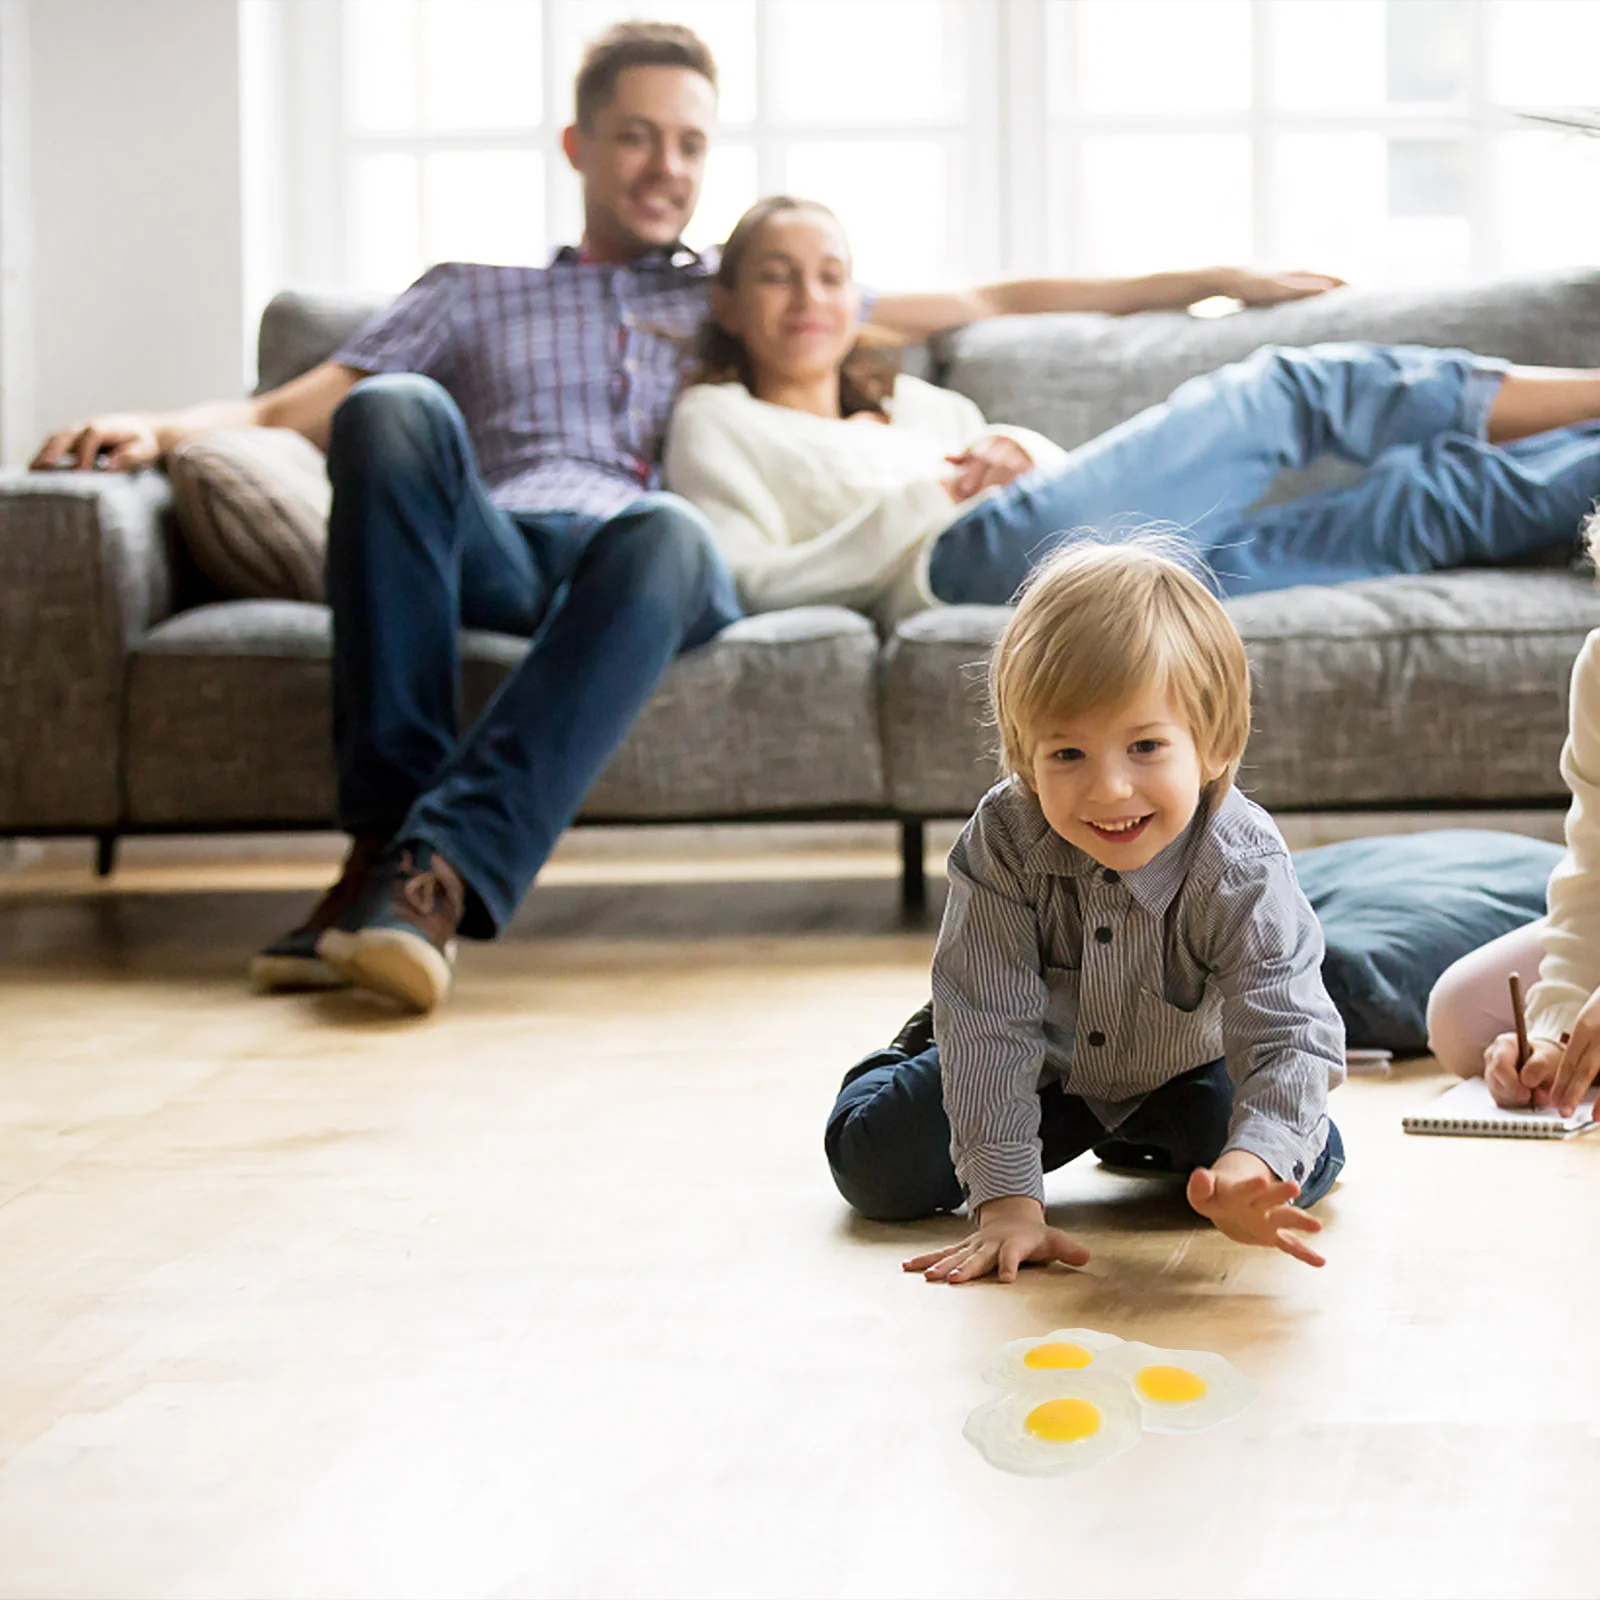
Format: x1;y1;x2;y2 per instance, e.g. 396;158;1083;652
14;0;244;461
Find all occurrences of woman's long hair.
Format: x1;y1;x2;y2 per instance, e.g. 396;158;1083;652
695;196;900;419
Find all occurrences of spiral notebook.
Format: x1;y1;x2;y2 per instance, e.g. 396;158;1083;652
1402;1077;1599;1139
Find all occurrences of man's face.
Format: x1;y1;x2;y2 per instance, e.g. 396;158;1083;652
563;65;716;257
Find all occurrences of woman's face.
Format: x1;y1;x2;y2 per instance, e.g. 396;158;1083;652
715;208;862;392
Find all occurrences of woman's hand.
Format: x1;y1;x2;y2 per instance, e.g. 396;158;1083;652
944;433;1034;501
1186;1151;1325;1267
902;1195;1090;1284
1483;1032;1563;1108
1208;268;1345;307
31;414;163;472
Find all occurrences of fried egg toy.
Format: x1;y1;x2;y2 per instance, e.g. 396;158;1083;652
982;1327;1126;1388
964;1370;1143;1476
1094;1341;1256;1434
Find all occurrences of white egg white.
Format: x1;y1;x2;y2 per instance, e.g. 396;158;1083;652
1094;1341;1257;1434
963;1370;1144;1476
981;1326;1126;1389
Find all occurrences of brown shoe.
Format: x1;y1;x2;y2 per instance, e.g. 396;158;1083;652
316;843;464;1013
248;835;384;992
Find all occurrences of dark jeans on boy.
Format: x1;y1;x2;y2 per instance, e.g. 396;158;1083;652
825;1029;1345;1223
325;373;742;936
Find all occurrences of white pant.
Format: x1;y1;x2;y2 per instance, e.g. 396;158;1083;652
1424;919;1546;1076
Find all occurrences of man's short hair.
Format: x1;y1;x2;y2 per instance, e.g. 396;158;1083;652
989;537;1252;793
574;20;718;128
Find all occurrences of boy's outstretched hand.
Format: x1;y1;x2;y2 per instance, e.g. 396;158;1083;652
903;1195;1091;1285
1186;1151;1325;1268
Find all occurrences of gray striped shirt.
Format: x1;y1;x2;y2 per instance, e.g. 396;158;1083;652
933;780;1344;1211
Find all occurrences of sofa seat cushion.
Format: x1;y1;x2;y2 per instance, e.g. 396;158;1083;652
881;569;1600;817
125;601;885;825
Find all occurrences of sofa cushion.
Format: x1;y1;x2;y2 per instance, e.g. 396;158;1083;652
125;601;885;825
881;570;1600;817
256;290;387;394
1295;830;1562;1054
935;268;1600;455
166;429;331;602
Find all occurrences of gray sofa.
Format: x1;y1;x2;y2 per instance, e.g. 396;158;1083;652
5;269;1600;909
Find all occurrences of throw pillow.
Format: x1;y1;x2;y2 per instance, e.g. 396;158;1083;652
1293;829;1562;1055
166;427;330;602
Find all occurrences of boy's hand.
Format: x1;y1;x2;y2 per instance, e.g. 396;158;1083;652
1186;1151;1325;1268
902;1195;1090;1284
1483;1032;1563;1108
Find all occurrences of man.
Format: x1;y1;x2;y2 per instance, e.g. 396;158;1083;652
32;21;1337;1015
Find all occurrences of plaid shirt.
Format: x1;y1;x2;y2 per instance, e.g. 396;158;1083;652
334;246;714;519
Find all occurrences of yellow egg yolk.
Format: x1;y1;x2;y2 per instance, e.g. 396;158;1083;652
1023;1341;1094;1371
1136;1364;1208;1403
1024;1398;1102;1442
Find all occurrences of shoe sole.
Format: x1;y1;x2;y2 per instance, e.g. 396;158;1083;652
318;927;454;1014
249;952;353;993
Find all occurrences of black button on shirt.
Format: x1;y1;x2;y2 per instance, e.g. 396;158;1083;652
1095;926;1113;943
1088;1030;1106;1047
1102;870;1120;885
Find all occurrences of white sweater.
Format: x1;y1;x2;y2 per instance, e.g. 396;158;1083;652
1528;628;1600;1041
663;375;1068;623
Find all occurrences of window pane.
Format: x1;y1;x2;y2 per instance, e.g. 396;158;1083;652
1388;138;1468;216
1066;0;1251;115
1270;0;1385;109
349;152;423;292
770;1;966;124
1489;0;1600;107
423;151;545;267
550;0;757;124
682;143;760;255
345;0;419;134
1073;135;1251;274
1495;130;1600;273
420;0;541;130
1274;133;1471;284
783;141;952;287
1386;0;1469;103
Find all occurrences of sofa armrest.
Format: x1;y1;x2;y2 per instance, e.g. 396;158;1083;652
0;470;177;829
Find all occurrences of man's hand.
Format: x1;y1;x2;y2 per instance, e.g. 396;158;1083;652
1207;268;1345;308
943;433;1034;502
1186;1150;1325;1267
1483;1031;1563;1108
31;414;162;473
902;1194;1090;1284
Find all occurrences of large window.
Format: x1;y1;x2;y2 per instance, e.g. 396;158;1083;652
245;0;1600;308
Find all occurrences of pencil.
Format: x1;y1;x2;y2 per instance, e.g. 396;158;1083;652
1509;971;1533;1106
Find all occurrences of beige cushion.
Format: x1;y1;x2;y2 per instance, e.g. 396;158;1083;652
166;428;330;601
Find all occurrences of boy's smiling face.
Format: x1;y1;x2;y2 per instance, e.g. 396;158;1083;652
1028;687;1223;872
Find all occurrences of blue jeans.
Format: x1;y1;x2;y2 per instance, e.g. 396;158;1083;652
928;342;1600;602
325;374;742;937
824;1042;1345;1223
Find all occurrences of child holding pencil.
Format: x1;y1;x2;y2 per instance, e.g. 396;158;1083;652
824;540;1346;1281
1428;515;1600;1115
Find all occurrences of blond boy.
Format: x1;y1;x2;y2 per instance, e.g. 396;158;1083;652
824;541;1345;1280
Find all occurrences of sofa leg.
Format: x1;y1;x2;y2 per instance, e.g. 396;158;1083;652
94;831;119;878
899;820;927;919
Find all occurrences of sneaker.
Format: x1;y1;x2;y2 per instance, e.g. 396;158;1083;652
317;843;464;1013
249;835;384;993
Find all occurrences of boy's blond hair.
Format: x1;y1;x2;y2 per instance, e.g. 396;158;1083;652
990;538;1252;791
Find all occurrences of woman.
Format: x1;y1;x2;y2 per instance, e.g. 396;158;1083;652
665;196;1600;623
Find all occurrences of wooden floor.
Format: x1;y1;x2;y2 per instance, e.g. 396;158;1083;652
2;832;1597;1600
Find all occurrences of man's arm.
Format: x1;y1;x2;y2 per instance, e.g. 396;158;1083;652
868;266;1344;343
30;360;364;473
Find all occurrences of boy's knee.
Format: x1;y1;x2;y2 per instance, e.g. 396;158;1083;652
824;1071;960;1223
